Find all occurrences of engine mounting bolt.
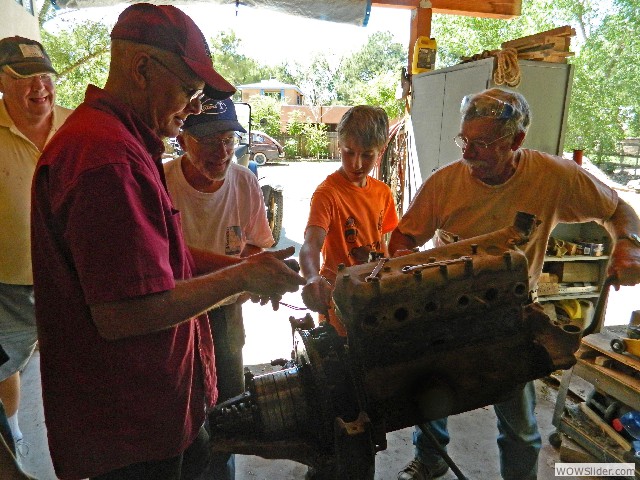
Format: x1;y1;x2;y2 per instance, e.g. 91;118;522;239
503;251;512;270
464;257;473;275
439;264;448;278
342;273;350;280
338;263;346;271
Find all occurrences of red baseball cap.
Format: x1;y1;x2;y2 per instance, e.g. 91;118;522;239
111;3;235;100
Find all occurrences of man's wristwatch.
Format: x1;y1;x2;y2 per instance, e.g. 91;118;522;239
618;233;640;247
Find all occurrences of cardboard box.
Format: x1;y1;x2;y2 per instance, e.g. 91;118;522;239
545;262;600;283
539;272;560;284
538;283;560;296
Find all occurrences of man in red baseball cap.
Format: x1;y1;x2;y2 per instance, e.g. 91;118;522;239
110;3;235;102
31;4;304;480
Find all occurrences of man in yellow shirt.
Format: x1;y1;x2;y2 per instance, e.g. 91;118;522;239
0;36;72;471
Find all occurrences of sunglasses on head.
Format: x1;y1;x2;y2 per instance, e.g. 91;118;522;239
461;94;516;120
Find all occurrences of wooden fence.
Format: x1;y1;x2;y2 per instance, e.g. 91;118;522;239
592;146;640;185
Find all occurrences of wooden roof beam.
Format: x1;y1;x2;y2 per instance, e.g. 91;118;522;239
372;0;521;20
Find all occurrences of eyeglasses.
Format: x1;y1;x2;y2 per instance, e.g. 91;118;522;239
454;133;512;151
461;94;516;120
2;70;55;85
148;56;204;104
192;133;238;149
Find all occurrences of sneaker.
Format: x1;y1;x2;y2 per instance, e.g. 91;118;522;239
14;437;30;471
397;458;449;480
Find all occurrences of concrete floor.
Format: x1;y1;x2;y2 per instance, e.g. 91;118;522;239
17;351;602;480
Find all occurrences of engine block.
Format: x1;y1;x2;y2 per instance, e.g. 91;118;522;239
208;212;582;478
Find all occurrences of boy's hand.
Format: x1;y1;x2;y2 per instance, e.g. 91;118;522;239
301;276;332;316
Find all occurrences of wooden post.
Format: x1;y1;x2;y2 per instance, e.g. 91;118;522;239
408;3;432;73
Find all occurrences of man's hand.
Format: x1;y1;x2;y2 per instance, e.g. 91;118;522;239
608;240;640;289
301;275;332;316
388;228;418;257
248;293;283;311
241;246;306;298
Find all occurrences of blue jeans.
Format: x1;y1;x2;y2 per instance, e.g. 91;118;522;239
413;381;540;480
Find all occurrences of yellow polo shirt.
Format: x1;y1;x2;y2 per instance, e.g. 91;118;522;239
0;100;72;284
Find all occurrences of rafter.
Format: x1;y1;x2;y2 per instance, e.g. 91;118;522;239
372;0;521;20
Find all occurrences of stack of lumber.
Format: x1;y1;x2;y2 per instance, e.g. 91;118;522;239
500;25;576;63
460;26;576;64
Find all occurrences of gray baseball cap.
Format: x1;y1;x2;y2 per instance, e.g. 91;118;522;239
0;36;57;77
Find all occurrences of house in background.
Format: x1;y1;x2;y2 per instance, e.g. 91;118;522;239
237;79;305;105
236;79;350;129
236;78;351;158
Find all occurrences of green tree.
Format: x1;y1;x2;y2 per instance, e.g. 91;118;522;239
286;109;306;137
431;2;556;67
209;30;275;89
351;70;404;121
562;1;640;153
39;3;110;108
274;53;339;106
248;94;282;137
335;31;406;105
302;123;329;158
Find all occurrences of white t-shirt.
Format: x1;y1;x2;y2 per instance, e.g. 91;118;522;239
164;158;274;255
398;148;618;289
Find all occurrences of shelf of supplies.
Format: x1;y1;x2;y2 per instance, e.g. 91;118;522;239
538;292;601;301
552;327;640;479
544;255;609;262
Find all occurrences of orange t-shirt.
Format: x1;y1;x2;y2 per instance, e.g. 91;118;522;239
306;171;398;335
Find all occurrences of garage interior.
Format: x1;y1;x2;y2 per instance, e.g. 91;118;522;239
4;1;640;479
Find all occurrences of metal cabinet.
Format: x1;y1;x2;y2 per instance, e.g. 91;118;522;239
408;58;574;186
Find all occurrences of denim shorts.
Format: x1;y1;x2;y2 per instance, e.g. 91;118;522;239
0;283;37;381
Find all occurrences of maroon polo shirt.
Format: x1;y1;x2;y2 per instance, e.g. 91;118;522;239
31;85;217;480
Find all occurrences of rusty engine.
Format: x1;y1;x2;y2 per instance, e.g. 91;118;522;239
208;212;582;478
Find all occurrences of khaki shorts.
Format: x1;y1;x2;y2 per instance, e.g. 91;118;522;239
0;283;37;381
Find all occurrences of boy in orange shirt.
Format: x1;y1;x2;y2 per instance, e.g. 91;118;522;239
300;105;398;335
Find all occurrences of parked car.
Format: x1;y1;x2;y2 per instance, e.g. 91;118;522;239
250;130;284;165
